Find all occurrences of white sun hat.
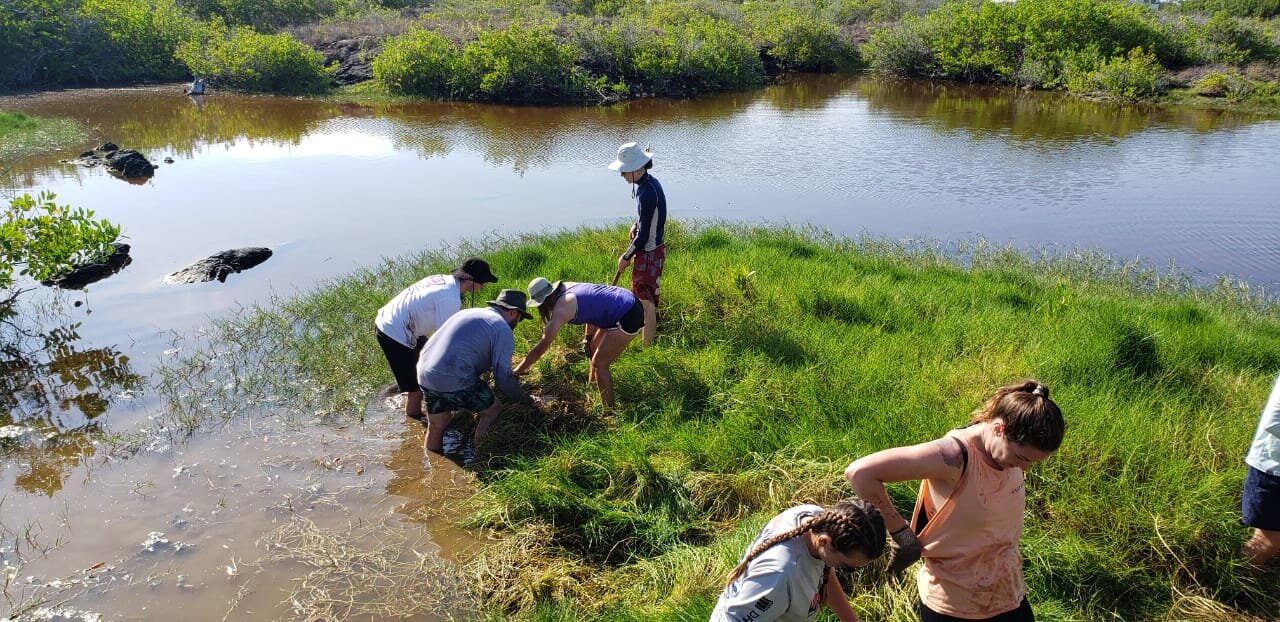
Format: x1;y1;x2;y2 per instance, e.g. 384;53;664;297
607;141;653;173
527;277;562;307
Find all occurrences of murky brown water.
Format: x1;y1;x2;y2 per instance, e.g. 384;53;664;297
1;74;1278;620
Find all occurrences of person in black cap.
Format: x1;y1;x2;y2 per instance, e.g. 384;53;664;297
416;289;544;452
375;257;498;420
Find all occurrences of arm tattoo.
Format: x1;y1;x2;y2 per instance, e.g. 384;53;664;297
939;439;964;470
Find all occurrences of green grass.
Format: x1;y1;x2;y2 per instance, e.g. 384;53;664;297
0;111;88;161
156;223;1280;621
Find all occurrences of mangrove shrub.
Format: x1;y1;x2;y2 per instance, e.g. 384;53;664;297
456;24;593;102
0;192;121;292
176;20;333;93
0;0;195;87
372;28;461;97
866;0;1174;88
745;3;861;72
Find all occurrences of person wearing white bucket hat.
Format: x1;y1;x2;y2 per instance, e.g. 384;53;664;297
608;141;667;348
514;277;643;407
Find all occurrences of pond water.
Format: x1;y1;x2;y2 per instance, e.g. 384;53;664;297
1;74;1278;619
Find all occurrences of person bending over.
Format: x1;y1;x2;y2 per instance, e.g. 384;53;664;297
374;257;497;420
845;380;1065;622
415;289;540;452
515;278;642;407
710;499;887;622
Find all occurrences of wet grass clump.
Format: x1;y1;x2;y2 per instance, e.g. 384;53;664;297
0;111;87;162
158;224;1280;621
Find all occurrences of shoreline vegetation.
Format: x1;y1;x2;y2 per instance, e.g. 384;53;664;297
1;0;1278;115
0;111;88;162
156;223;1280;621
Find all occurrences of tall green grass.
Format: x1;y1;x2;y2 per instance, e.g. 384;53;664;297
157;224;1280;620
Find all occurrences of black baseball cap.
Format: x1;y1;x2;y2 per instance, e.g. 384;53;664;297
453;257;498;284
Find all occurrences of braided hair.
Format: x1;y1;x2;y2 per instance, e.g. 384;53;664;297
725;499;887;591
969;379;1065;452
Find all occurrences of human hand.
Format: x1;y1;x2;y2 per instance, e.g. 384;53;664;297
616;255;630;275
532;394;555;406
887;526;922;574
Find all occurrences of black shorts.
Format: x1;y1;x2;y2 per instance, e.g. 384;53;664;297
1242;465;1280;531
610;300;644;335
919;598;1034;622
375;328;425;393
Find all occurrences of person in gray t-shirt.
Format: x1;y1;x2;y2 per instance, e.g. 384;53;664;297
416;289;541;452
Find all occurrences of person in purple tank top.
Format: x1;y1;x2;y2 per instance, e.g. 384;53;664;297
513;278;644;406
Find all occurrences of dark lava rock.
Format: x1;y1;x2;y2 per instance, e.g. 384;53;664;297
63;142;155;179
318;37;379;85
42;242;132;289
106;149;156;178
164;247;273;284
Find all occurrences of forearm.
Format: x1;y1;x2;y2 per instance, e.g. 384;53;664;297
515;338;553;374
823;568;860;622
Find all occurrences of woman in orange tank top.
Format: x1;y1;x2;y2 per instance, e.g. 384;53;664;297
844;381;1065;622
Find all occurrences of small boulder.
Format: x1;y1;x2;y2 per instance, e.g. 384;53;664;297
164;248;273;284
106;149;155;178
42;243;133;289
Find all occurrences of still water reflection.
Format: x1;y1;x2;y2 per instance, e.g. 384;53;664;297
0;74;1277;619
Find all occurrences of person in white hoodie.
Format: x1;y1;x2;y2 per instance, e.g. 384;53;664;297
1241;372;1280;571
711;499;886;622
374;257;497;420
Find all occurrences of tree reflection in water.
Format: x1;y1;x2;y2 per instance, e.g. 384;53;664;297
0;303;143;496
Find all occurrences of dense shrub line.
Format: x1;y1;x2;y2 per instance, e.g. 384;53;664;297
3;0;1279;104
864;0;1280;100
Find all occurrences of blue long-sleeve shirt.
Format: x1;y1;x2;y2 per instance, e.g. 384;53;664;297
622;172;666;260
415;307;530;404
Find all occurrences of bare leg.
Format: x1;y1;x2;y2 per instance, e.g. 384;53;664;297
1242;528;1280;571
587;326;606;384
424;410;454;452
473;396;504;446
641;300;657;347
406;390;424;419
590;329;635;406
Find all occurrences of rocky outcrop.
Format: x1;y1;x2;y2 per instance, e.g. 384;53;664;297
63;143;156;179
318;37;379;85
164;248;273;284
42;242;132;289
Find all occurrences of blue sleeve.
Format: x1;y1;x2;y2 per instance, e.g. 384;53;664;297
623;183;657;260
491;329;531;404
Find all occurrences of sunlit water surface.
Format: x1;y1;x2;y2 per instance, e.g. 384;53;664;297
1;75;1278;620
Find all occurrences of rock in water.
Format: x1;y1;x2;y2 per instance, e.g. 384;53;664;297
42;243;133;289
105;149;155;178
164;248;273;284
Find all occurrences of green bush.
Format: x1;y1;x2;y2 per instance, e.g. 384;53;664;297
1177;0;1280;18
0;0;196;87
372;28;461;97
867;0;1174;91
0;192;121;291
626;12;764;95
1068;46;1165;99
746;4;860;72
455;23;592;102
177;20;333;94
176;0;364;30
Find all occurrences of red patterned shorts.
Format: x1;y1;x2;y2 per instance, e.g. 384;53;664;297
631;245;665;306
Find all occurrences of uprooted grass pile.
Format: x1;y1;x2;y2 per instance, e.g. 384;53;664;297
157;223;1280;621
